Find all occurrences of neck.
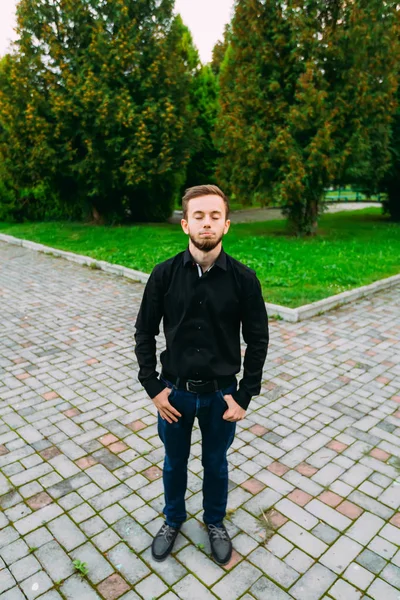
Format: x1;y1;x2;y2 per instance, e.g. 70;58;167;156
188;241;222;272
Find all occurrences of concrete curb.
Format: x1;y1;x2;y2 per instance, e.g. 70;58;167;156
1;233;399;322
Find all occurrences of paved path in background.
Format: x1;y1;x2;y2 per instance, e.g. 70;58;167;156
169;202;381;224
0;240;399;600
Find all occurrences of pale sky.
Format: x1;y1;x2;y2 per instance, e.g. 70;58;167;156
0;0;234;63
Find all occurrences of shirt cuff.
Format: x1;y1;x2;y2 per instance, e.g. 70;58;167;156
232;388;252;411
143;376;166;400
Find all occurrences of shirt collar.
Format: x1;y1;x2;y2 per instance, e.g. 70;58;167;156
183;246;227;271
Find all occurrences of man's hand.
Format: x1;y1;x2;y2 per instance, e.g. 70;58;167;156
222;394;246;422
152;387;182;424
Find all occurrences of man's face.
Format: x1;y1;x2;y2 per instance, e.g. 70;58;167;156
181;195;230;252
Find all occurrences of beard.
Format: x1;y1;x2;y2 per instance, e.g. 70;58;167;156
189;231;224;252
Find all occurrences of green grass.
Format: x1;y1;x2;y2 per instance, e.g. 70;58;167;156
1;207;399;308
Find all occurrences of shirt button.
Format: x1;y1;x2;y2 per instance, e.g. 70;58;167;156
199;301;202;305
196;349;200;352
198;326;201;329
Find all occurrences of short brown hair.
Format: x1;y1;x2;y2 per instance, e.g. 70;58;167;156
182;184;230;220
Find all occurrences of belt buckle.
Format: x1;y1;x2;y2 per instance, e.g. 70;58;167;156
186;379;204;393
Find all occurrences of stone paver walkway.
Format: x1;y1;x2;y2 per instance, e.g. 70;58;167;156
0;240;399;600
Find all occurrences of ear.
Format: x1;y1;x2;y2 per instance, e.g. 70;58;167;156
181;218;189;235
224;219;231;235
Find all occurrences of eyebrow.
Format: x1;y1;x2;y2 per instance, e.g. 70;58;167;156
193;210;222;215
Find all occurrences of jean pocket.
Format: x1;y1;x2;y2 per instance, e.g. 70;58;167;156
218;382;237;402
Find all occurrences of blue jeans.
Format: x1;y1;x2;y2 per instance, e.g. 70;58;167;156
157;375;237;528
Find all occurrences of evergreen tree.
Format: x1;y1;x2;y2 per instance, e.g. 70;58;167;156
216;0;400;235
0;0;195;222
211;24;231;77
183;64;220;190
381;86;400;221
173;16;220;193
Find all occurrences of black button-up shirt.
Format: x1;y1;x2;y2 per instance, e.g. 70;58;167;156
134;246;269;410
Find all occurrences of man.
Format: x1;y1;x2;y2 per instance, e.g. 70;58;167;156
134;184;269;565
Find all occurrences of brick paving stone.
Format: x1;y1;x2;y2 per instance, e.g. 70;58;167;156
63;408;80;417
393;549;400;568
380;563;400;589
86;464;119;490
268;510;288;528
47;514;86;550
0;570;16;595
251;577;293;599
107;543;150;585
306;498;352;530
318;491;343;507
329;578;362;600
61;574;102;599
356;548;387;575
1;587;27;600
97;573;130;600
20;570;53;599
367;577;400;600
14;504;63;535
267;462;290;476
347;513;385;545
135;573;168;598
379;523;400;545
295;463;318;477
348;490;394;520
71;541;114;584
0;539;29;564
108;442;129;454
232;532;258;556
24;527;53;550
267;534;293;558
176;544;225;586
174;574;218;600
249;424;269;436
92;528;121;552
242;488;282;517
241;478;266;494
390;513;400;528
287;489;313;507
279;522;328;558
75;455;97;469
275;498;318;530
35;540;74;581
370;448;390;461
343;562;375;590
327;440;348;453
211;561;262;600
337;500;364;519
320;536;363;574
9;554;41;582
368;535;398;560
284;470;324;497
26;492;53;510
248;547;299;588
113;516;152;553
289;563;337;600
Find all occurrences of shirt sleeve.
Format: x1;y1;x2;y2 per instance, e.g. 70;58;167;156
232;273;269;410
134;264;166;399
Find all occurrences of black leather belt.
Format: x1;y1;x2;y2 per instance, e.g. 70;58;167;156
161;371;236;394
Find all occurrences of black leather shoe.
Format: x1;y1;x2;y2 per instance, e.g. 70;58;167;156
151;522;181;561
207;523;232;565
